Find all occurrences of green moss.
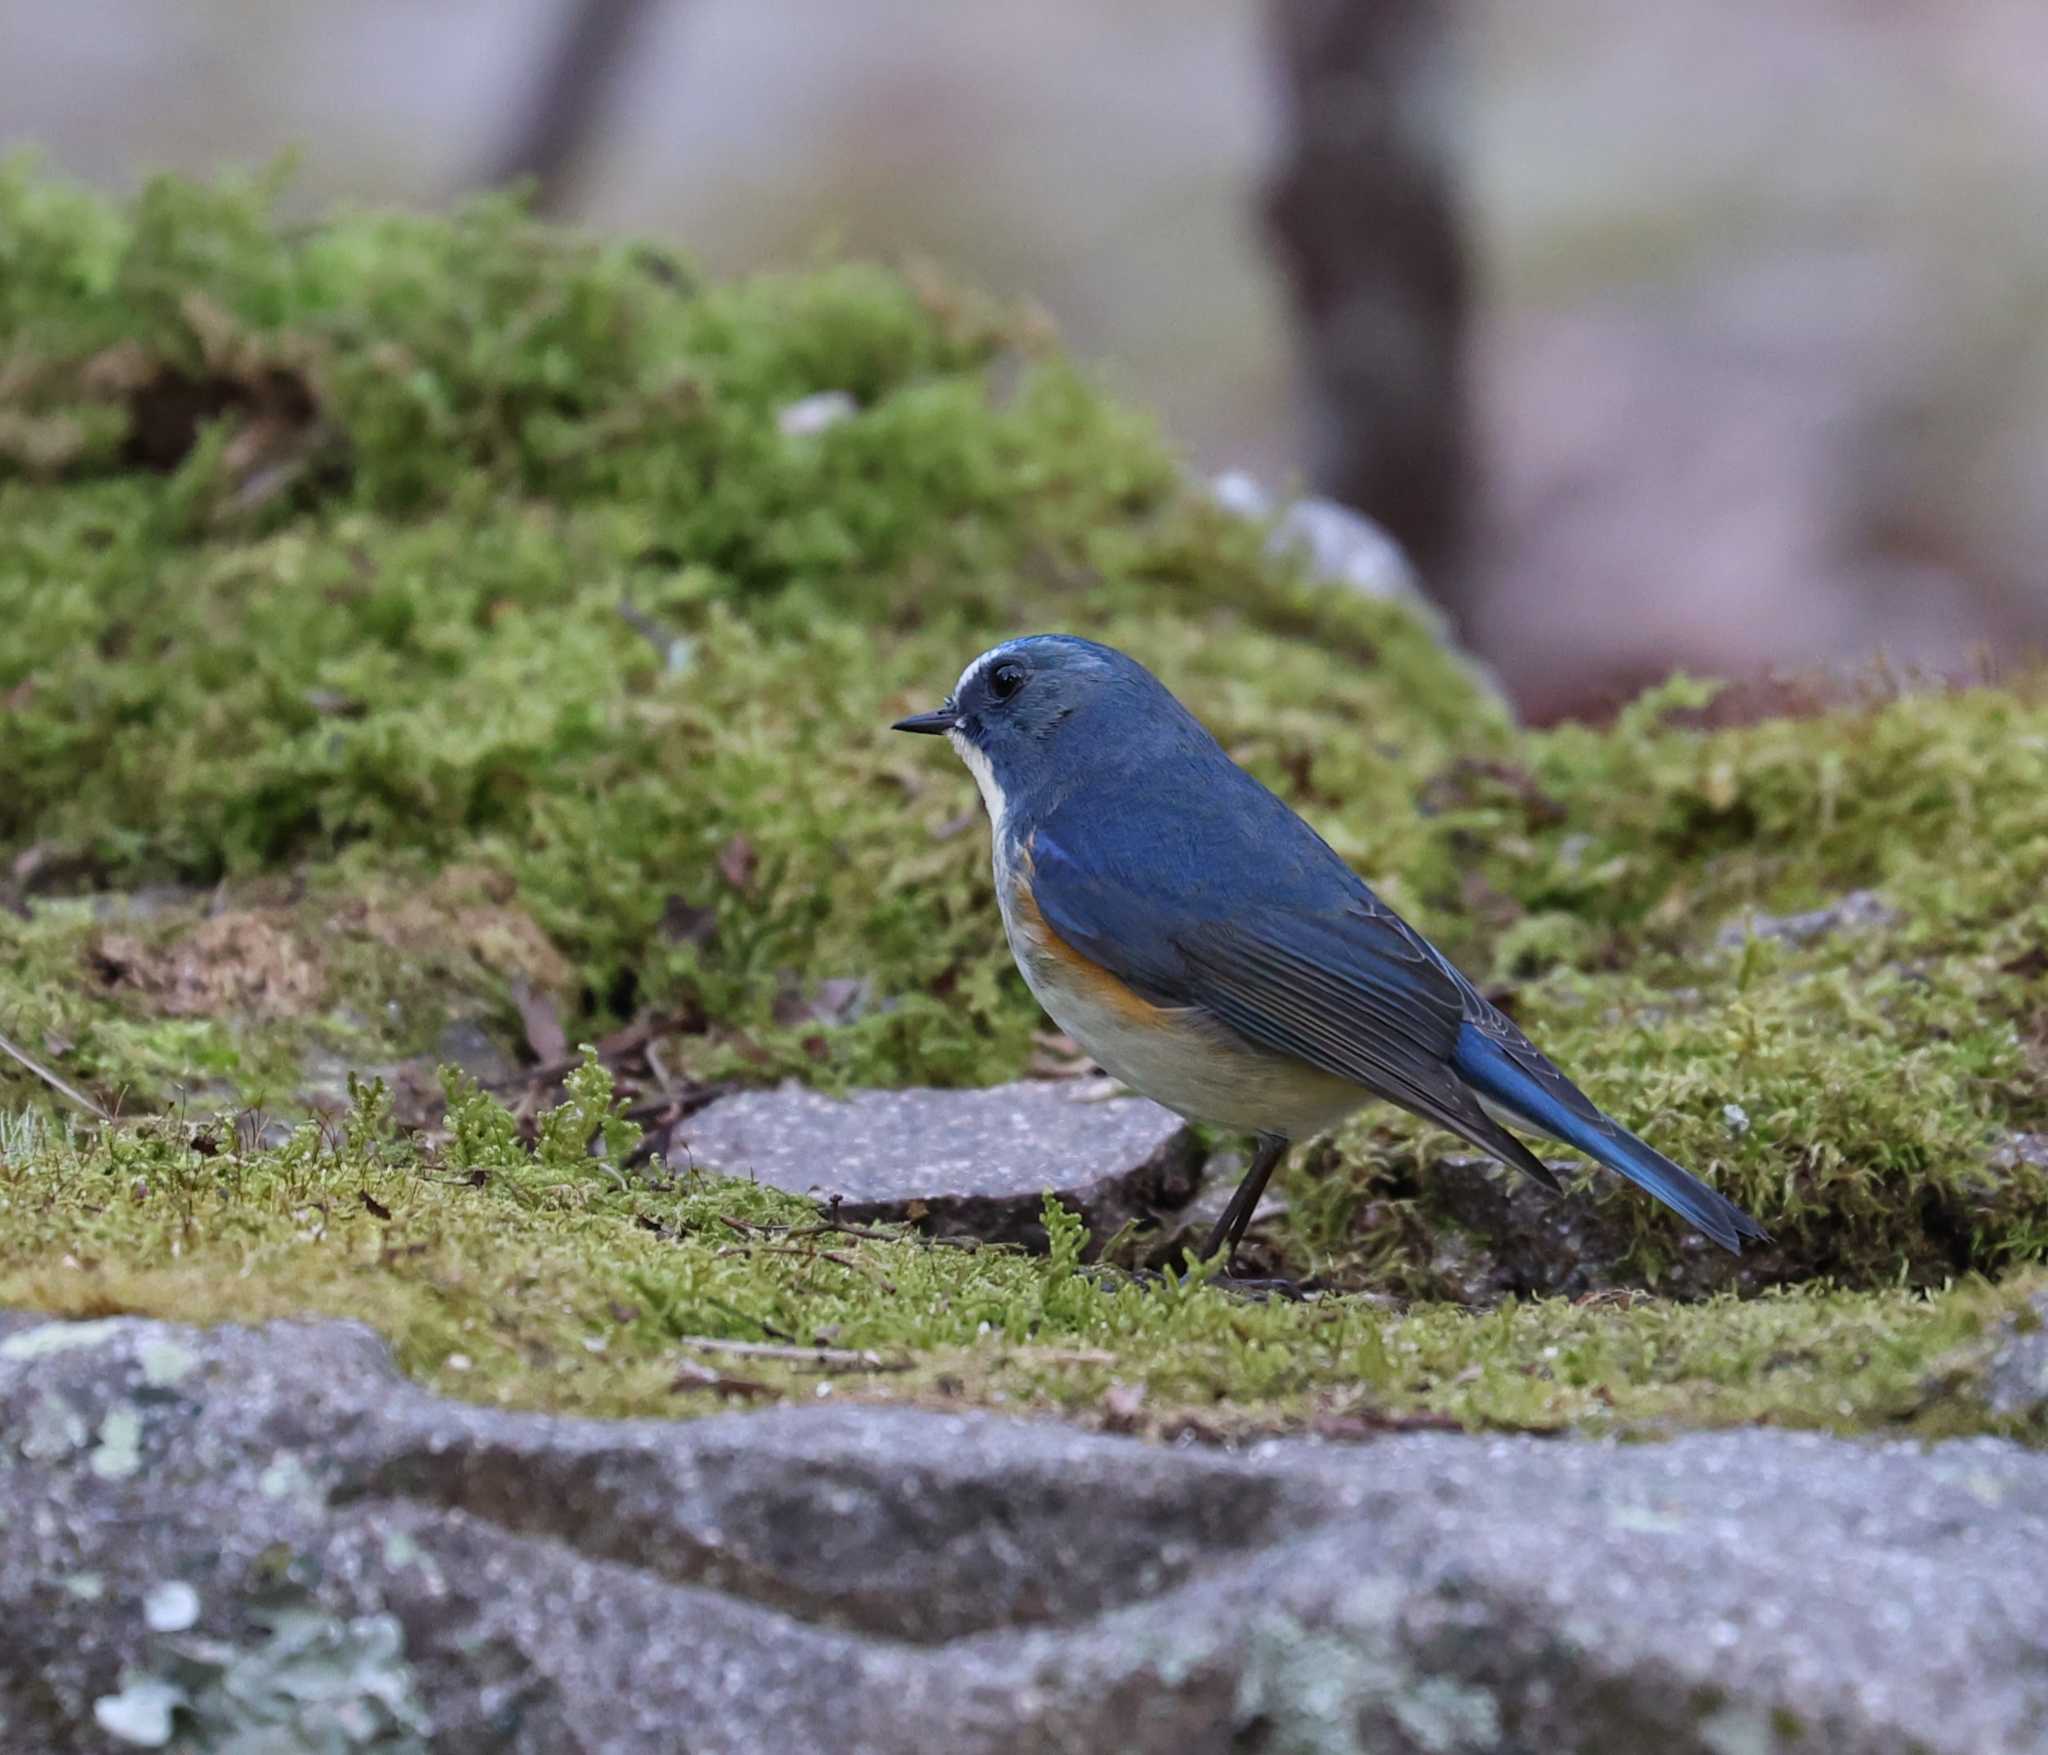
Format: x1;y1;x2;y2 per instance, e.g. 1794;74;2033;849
3;167;2048;1419
1;163;1487;1115
1287;676;2048;1291
0;1090;2032;1441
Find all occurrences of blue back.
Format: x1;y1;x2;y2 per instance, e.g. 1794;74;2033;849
984;636;1367;916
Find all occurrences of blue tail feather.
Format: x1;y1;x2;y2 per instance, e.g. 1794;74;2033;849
1451;1024;1768;1255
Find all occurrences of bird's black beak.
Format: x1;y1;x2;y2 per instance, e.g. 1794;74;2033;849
891;705;957;735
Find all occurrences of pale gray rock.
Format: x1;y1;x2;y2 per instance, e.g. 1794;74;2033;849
1207;470;1510;709
671;1080;1203;1251
5;1315;2048;1753
1714;889;1900;951
1986;1292;2048;1425
1993;1134;2048;1174
1211;470;1423;608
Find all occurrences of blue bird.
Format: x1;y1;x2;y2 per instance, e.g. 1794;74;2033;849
894;635;1768;1274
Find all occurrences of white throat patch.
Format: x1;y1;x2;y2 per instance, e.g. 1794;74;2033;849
948;726;1007;844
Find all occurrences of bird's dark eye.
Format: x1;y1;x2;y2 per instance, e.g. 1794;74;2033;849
988;662;1027;702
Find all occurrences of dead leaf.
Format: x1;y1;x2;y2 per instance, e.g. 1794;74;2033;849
350;868;572;991
0;410;93;474
669;1357;778;1400
717;833;758;894
1101;1381;1148;1433
1572;1287;1646;1311
78;340;157;397
1416;757;1567;827
1308;1410;1470;1440
510;978;568;1066
773;976;873;1029
89;934;148;987
87;912;322;1020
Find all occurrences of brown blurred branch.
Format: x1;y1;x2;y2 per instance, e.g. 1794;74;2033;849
1264;0;1473;615
479;0;668;213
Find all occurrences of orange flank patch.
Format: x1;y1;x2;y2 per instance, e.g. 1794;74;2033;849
1010;871;1170;1029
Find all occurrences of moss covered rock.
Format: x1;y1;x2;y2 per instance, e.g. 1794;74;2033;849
2;167;2047;1432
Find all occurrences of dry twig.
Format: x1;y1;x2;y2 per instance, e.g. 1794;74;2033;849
675;1336;910;1373
0;1025;111;1121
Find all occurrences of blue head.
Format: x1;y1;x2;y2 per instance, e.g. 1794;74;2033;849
892;635;1215;838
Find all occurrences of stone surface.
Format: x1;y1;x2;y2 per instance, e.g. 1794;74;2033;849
1208;471;1509;709
1210;471;1422;608
5;1313;2048;1753
671;1080;1204;1250
1995;1134;2048;1174
1986;1292;2048;1425
1714;889;1900;952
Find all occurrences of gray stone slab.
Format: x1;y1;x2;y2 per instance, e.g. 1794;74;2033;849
671;1080;1203;1250
5;1314;2048;1752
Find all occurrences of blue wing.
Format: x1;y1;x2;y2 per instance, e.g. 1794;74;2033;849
1026;806;1565;1192
1027;789;1767;1252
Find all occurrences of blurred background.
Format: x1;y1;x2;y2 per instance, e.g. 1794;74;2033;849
6;0;2045;722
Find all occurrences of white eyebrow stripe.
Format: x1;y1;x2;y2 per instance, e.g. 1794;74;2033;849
953;645;1010;700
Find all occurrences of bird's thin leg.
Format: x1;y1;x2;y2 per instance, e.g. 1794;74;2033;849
1199;1132;1290;1269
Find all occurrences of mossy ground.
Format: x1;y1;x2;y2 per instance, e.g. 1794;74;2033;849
2;1100;2038;1445
3;165;2047;1440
